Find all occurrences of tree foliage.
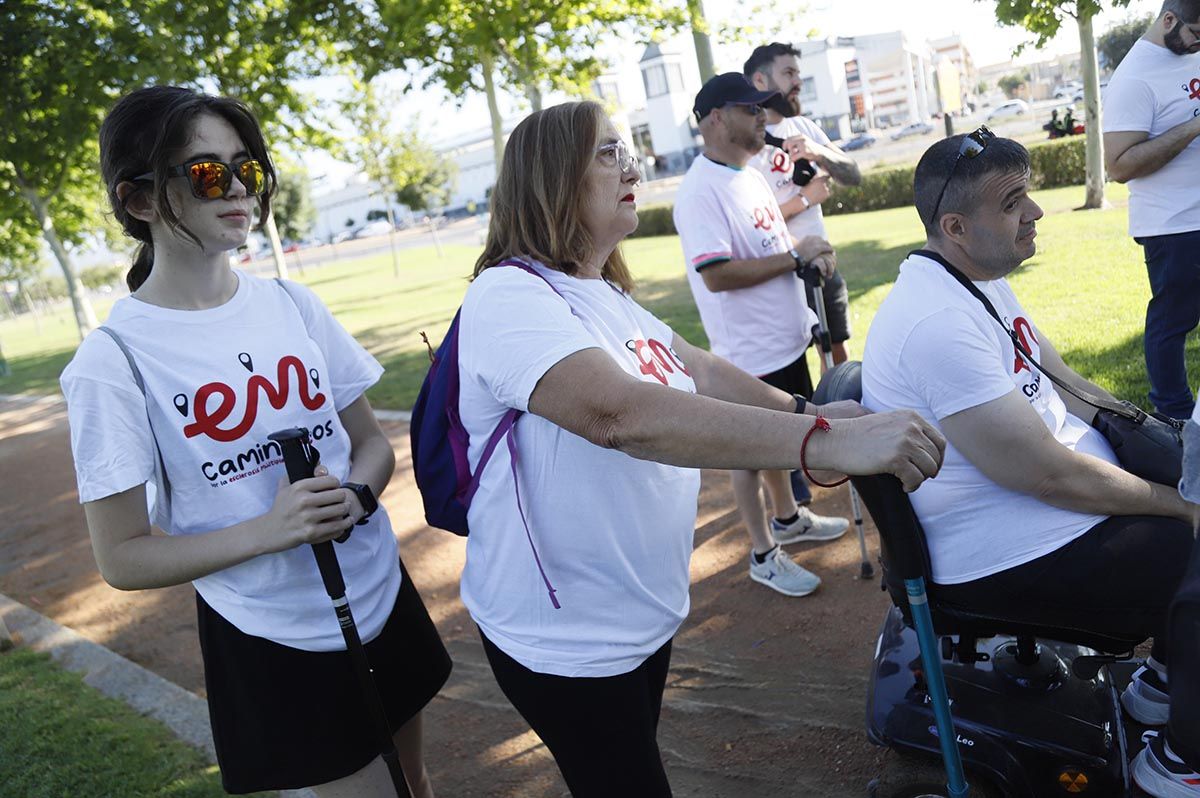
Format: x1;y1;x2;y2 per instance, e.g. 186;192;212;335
0;1;362;338
998;72;1031;98
337;78;457;215
273;160;317;243
1098;13;1153;70
989;0;1130;208
362;1;688;167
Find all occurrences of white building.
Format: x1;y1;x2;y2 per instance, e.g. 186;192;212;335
312;175;412;244
794;38;862;139
634;41;705;175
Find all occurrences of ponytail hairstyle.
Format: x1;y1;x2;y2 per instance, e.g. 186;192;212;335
99;86;276;291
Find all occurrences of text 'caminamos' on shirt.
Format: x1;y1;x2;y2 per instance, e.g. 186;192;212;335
457;262;701;678
862;253;1118;584
61;272;399;651
673;154;818;376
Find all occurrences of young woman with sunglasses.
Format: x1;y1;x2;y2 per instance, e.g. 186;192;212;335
59;86;450;797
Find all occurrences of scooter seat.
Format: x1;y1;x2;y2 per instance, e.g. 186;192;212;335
815;362;1144;655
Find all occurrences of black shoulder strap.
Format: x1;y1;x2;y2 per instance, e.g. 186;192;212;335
94;326;175;506
910;249;1142;423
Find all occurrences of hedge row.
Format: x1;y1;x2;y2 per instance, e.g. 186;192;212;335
627;136;1088;237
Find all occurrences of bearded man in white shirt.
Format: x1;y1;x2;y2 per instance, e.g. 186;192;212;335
1103;0;1200;421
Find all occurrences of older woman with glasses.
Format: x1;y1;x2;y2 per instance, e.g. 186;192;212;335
456;100;946;796
61;86;450;797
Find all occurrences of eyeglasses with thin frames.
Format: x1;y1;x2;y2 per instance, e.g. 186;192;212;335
596;139;640;176
930;125;995;222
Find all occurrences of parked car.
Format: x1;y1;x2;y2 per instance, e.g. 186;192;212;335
890;121;934;140
354;219;395;239
1053;81;1081;98
985;99;1031;121
842;132;877;151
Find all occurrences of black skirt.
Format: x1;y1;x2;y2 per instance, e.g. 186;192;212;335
197;557;452;794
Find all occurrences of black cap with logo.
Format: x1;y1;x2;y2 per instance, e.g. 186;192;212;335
693;72;781;122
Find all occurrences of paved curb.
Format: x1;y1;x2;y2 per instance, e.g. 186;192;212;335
0;592;315;798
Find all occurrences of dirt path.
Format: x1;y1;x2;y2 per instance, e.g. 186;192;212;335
0;396;893;796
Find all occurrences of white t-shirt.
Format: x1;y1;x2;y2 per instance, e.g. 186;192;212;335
1102;39;1200;237
60;271;399;651
748;115;831;242
457;261;701;677
861;252;1118;584
673;154;819;376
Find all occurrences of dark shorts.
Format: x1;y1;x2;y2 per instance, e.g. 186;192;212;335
804;268;851;343
198;557;452;793
759;352;814;399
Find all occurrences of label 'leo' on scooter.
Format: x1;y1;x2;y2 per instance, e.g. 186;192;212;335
928;725;976;747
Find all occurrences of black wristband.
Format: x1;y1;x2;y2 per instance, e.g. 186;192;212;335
792;393;807;414
789;247;807;274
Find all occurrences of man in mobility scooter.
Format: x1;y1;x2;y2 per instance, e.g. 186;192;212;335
820;130;1196;796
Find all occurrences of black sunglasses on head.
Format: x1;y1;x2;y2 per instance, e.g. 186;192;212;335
930;125;995;222
132;158;266;200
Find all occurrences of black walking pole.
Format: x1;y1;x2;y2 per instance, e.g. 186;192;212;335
799;267;875;580
268;428;412;798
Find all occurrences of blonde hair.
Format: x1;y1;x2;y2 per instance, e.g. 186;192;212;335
474;101;634;293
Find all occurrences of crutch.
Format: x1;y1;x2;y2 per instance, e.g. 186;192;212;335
268;428;412;798
802;268;875;579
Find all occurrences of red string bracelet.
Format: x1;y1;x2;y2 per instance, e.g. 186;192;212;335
800;415;849;488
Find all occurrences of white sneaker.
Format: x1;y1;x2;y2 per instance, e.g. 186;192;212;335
770;506;849;545
1132;732;1200;798
1122;665;1171;726
749;546;821;597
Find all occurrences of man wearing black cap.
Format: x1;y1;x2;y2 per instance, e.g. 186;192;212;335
673;72;849;598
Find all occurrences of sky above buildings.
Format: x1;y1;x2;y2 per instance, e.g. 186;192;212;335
300;0;1163;192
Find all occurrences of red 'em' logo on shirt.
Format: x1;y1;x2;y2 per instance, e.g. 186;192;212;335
625;338;690;386
183;355;326;442
1012;317;1038;374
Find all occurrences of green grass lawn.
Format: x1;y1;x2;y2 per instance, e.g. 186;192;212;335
1;181;1189;411
0;647;268;798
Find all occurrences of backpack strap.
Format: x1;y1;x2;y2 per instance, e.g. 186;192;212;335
274;277;309;327
94;326;174;511
469;258;569;609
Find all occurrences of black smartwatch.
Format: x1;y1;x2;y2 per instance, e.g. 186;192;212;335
789;247;807;275
343;482;378;525
792;393;808;415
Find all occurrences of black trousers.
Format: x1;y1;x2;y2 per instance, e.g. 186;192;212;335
480;630;673;797
1170;532;1200;764
934;515;1195;662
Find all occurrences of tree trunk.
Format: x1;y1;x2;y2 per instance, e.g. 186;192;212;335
525;82;543;112
1078;12;1107;209
481;51;506;182
688;0;716;83
264;213;289;279
18;183;97;340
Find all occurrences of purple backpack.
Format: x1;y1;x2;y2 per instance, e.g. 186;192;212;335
410;259;560;608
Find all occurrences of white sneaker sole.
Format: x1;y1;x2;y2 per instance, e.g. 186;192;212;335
1132;746;1199;798
772;526;849;545
748;569;821;597
1122;685;1171;726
